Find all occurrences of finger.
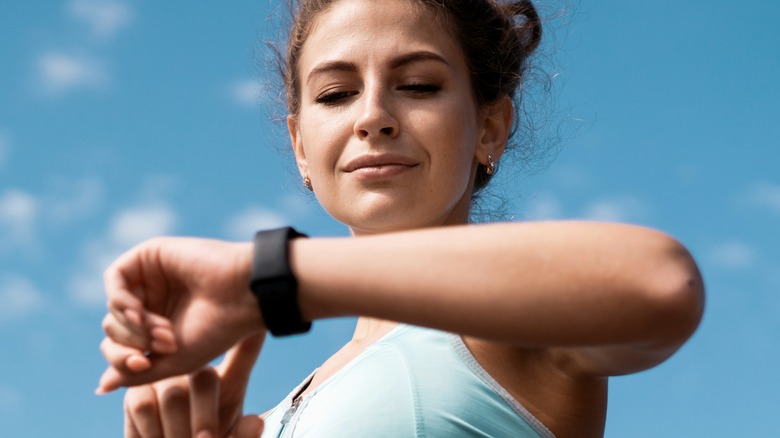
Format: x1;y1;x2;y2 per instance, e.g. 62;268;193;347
146;314;177;354
218;333;265;388
104;252;147;317
102;313;152;352
125;385;163;438
215;334;265;412
189;368;219;437
124;410;142;438
231;415;264;438
104;244;176;341
103;310;178;357
99;337;150;374
159;384;191;438
98;349;214;395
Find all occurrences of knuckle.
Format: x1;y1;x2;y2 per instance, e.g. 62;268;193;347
159;383;188;407
191;367;218;388
99;338;128;369
125;386;158;418
101;315;114;335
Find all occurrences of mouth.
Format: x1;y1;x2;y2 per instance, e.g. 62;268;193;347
343;154;419;173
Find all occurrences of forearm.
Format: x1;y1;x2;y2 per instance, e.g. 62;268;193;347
290;221;704;349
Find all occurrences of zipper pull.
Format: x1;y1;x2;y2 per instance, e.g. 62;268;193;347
281;397;302;426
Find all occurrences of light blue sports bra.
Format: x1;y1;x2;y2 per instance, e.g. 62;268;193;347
262;324;555;437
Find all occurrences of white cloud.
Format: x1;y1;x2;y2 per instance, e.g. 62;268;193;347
110;204;177;247
0;190;37;223
746;182;780;215
67;0;134;40
68;267;109;309
0;275;43;322
231;80;264;107
524;193;564;220
225;206;287;241
549;164;591;191
580;196;647;223
708;241;756;270
281;193;314;218
69;203;178;307
36;52;108;94
0;190;39;247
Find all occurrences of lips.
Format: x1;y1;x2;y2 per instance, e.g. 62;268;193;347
343;153;419;172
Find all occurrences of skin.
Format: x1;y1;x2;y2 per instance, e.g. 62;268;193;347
98;1;705;437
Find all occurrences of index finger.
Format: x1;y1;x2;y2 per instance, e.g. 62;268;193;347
189;368;219;436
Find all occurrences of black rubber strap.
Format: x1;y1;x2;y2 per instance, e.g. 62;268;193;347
249;227;311;337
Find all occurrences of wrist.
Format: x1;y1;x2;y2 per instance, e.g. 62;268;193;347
233;242;267;336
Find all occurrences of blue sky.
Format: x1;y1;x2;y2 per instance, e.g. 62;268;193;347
1;1;778;436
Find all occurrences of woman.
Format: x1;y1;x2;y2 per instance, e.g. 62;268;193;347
97;0;705;437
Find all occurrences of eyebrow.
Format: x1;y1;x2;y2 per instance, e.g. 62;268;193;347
307;61;358;84
306;50;452;84
389;50;451;70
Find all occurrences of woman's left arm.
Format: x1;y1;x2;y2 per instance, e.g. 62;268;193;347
291;221;704;376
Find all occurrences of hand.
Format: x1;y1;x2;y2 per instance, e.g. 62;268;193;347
98;237;263;393
124;334;265;438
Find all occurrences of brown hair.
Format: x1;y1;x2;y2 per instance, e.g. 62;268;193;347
280;0;543;193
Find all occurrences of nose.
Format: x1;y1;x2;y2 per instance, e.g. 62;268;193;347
354;88;399;140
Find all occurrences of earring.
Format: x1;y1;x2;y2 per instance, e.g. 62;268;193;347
303;175;313;191
486;155;496;176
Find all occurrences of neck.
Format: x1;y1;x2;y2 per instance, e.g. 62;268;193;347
352;317;397;343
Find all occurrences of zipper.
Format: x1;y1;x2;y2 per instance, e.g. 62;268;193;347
281;396;303;426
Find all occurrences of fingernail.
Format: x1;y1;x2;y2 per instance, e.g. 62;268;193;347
196;431;214;438
151;326;174;341
96;374;112;395
125;308;142;325
151;338;176;354
151;327;177;353
126;354;151;372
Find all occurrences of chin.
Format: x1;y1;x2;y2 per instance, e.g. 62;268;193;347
322;186;473;235
339;211;425;236
339;206;466;236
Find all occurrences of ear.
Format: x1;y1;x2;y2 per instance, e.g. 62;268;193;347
475;96;513;164
288;115;308;178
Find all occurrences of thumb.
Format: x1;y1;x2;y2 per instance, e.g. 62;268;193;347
96;366;124;395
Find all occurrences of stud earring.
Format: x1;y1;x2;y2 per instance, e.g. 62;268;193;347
303;175;313;191
486;155;496;175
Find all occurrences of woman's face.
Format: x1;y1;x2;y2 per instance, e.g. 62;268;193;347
289;0;507;235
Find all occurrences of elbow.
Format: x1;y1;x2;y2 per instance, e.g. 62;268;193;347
644;234;706;348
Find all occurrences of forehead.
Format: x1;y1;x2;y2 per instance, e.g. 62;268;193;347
299;0;464;74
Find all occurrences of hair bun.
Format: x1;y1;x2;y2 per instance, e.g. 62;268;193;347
502;0;543;55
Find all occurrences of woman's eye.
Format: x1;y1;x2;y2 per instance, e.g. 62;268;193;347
398;83;441;95
315;90;355;105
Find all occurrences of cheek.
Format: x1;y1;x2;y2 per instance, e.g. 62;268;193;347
299;114;343;172
427;112;480;171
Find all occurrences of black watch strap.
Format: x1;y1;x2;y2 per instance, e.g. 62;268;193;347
249;227;311;337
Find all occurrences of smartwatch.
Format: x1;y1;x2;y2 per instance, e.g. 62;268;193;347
249;227;311;336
